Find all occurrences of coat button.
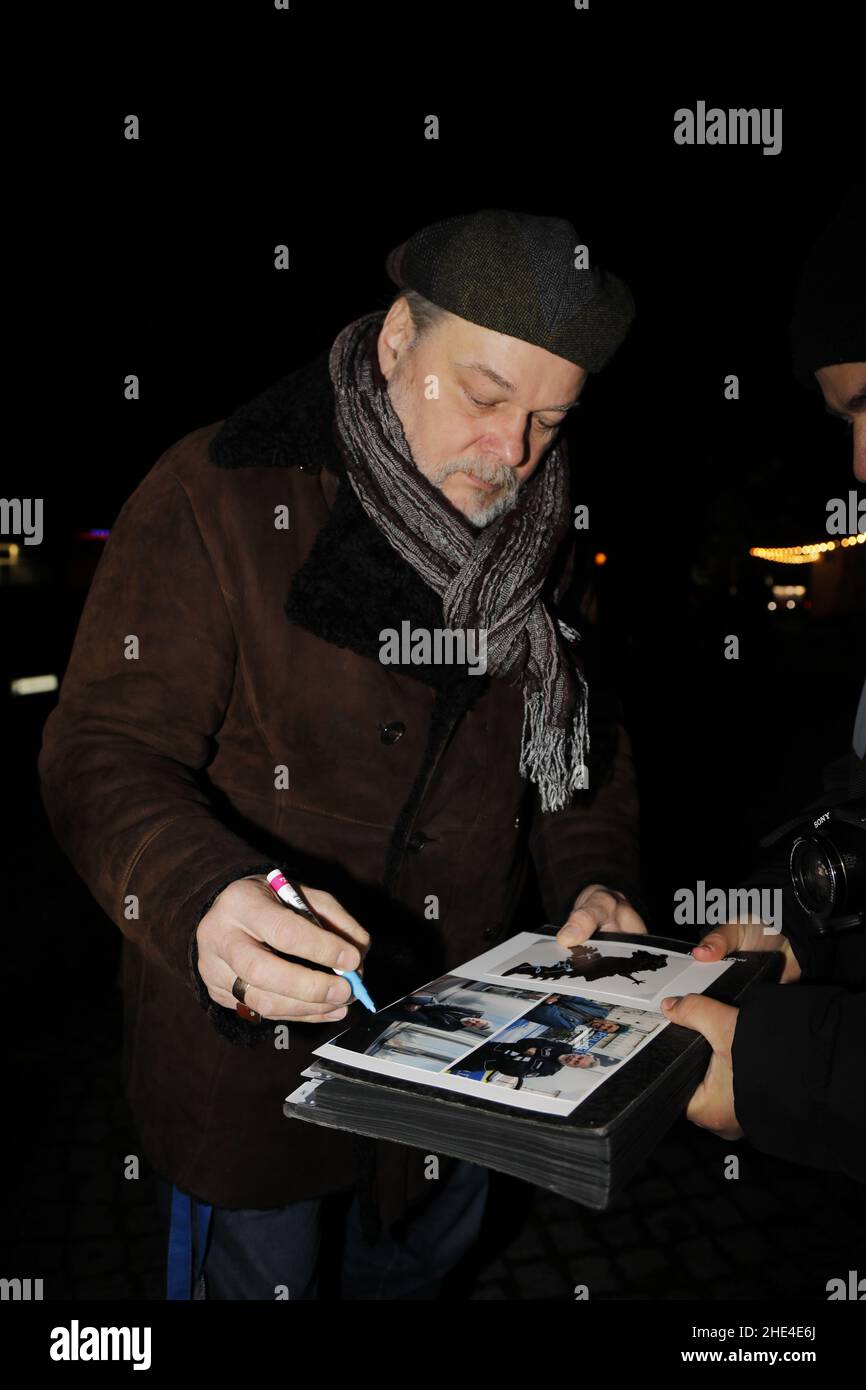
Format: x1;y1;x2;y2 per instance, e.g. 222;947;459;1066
482;925;499;940
406;831;428;852
379;721;406;745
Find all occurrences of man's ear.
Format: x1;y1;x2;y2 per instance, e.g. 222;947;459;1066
377;296;416;379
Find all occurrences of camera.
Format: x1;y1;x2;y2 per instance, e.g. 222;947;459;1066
763;798;866;936
788;799;865;932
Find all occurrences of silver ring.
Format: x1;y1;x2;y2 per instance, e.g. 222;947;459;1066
231;976;249;1004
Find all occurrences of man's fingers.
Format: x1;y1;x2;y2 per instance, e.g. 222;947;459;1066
664;995;706;1039
557;891;619;945
556;907;601;947
682;1056;744;1139
208;980;350;1025
661;993;735;1050
598;903;647;936
197;878;372;1020
302;888;371;952
691;922;745;962
228;943;355;1010
209;955;353;1017
683;1074;711;1127
239;893;367;973
557;890;646;947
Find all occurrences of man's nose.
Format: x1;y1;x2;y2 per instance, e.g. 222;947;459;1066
482;416;534;468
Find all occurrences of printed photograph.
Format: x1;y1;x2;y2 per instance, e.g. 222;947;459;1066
491;939;696;1001
327;974;535;1066
447;994;666;1098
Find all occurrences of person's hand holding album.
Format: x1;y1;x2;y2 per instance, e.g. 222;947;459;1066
691;919;801;983
659;994;744;1140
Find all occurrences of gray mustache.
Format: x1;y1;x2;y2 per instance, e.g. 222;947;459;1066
431;459;519;493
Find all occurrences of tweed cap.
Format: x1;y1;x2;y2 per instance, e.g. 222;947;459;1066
385;208;635;372
790;183;866;392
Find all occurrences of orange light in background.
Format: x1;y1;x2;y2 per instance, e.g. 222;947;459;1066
594;552;607;566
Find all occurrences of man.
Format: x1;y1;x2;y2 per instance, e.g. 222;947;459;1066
636;187;865;1180
38;208;645;1299
470;1037;599;1083
390;994;492;1033
526;994;619;1033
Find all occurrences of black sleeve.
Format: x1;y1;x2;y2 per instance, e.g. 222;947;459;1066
732;981;866;1183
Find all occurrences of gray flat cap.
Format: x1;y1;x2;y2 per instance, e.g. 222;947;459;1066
385;207;635;372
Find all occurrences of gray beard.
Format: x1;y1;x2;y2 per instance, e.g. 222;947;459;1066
428;458;520;527
456;483;519;528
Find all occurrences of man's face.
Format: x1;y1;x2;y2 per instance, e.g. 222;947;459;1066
377;298;587;527
814;363;866;482
463;1017;488;1030
560;1052;595;1068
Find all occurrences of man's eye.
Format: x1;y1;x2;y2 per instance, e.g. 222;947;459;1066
466;392;559;432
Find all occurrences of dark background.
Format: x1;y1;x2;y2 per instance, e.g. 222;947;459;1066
2;11;863;1299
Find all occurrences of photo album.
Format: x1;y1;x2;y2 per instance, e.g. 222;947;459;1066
285;930;783;1208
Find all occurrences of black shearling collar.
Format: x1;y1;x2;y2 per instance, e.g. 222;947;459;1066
208;348;345;477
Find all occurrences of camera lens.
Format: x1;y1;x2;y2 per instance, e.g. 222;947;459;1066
784;801;865;931
790;836;837;916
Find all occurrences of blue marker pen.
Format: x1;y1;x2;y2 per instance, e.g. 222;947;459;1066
265;869;377;1013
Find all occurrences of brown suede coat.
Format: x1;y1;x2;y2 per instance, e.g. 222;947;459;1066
38;347;640;1228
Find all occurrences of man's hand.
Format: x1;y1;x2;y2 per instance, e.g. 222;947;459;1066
691;919;801;984
660;994;743;1140
556;883;648;949
196;875;370;1023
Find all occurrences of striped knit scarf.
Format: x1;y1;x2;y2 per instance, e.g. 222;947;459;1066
328;310;589;813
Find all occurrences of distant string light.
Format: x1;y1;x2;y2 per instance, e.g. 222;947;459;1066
749;534;865;564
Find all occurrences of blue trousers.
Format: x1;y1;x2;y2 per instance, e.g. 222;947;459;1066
157;1160;489;1300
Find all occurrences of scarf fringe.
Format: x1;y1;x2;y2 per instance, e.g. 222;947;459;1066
520;688;590;812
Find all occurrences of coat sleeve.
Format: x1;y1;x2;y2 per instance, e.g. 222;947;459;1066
527;718;642;925
37;458;294;1043
732;982;866;1183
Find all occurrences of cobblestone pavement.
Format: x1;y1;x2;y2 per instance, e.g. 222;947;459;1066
4;997;864;1302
